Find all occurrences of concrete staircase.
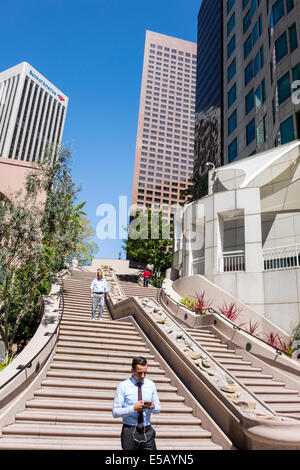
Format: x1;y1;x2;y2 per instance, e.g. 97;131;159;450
117;276;161;304
0;271;224;450
186;326;300;419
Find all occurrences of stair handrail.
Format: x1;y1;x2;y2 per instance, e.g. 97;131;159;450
161;289;296;360
0;272;65;391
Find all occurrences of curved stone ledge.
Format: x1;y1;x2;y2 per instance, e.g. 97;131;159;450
0;270;70;434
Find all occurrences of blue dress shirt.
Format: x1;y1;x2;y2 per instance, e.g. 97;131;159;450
90;278;109;293
112;375;160;426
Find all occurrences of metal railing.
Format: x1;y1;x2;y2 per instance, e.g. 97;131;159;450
220;250;245;272
263;244;300;270
0;273;65;390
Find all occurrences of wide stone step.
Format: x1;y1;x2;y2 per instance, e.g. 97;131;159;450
34;388;184;402
57;336;146;347
217;358;253;366
2;423;211;440
41;378;177;393
59;320;136;332
260;396;300;404
210;352;244;359
236;374;285;389
15;410;200;426
52;354;159;367
0;436;222;450
55;341;152;354
233;372;274;379
193;338;223;345
25;398;192;414
46;370;172;383
49;363;165;375
250;387;299;395
224;365;262;372
270;404;300;413
54;347;155;360
203;345;232;352
58;329;141;341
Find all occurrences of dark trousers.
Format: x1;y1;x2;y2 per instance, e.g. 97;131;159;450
143;276;149;287
121;425;156;451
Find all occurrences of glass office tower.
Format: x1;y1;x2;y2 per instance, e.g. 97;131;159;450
223;0;300;163
194;0;223;174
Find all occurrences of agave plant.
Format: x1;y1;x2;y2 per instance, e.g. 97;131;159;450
218;302;241;322
193;291;212;315
246;320;260;336
265;332;280;348
276;335;294;356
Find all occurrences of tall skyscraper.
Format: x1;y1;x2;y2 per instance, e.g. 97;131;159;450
0;62;68;162
223;0;300;163
130;31;197;223
194;0;223;173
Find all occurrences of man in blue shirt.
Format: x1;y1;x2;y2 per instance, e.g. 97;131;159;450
90;269;109;320
112;356;160;450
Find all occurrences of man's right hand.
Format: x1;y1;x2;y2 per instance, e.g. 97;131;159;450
133;401;145;411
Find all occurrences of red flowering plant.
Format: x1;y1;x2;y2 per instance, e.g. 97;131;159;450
192;291;212;315
218;302;241;323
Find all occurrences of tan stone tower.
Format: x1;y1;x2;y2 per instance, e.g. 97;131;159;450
130;31;197;223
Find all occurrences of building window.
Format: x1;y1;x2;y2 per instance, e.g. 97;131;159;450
258;15;263;35
252;23;258;46
277;72;291;104
227;13;235;36
275;31;288;63
260;46;264;67
263;115;269;141
292;63;300;82
256;119;264;147
254;53;260;76
255;85;262;110
289;23;298;53
228;110;237;135
246;119;255;145
228;83;237;108
271;0;285;26
245;61;253;85
227;0;235;14
280;115;294;143
228;58;236;82
246;89;254;114
244;35;252;58
228;138;238;162
228;35;236;58
243;10;251;33
262;78;266;102
286;0;294;13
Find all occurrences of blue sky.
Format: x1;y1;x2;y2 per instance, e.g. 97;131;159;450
2;0;202;260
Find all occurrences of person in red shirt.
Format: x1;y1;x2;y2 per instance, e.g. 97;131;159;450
143;269;151;287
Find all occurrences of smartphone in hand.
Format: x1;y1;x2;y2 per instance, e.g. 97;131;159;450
143;401;152;408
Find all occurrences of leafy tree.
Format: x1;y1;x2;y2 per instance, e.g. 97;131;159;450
123;210;173;285
0;145;98;354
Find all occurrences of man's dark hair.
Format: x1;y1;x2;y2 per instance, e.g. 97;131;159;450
132;356;147;369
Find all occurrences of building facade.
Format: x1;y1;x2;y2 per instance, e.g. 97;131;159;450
130;31;197;222
194;0;223;173
0;62;68;162
224;0;300;164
